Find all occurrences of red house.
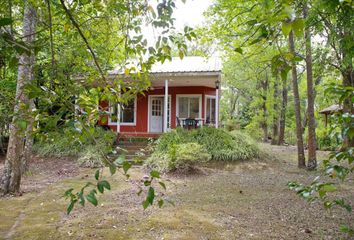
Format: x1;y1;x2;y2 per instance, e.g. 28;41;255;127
100;56;221;138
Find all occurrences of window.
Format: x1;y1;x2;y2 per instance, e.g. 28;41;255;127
177;96;201;119
110;99;136;124
206;97;216;124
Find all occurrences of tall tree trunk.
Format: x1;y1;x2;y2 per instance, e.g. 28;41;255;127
22;100;35;173
261;76;269;142
303;3;317;170
271;75;279;145
289;30;306;168
1;2;37;195
341;6;354;148
278;73;288;145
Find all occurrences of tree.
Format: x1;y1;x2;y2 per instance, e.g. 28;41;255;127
303;2;317;170
288;29;306;168
1;1;37;194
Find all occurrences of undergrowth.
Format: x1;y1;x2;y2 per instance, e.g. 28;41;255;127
145;127;260;172
34;127;116;167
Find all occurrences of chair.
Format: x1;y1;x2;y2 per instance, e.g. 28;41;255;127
176;116;181;127
184;118;198;129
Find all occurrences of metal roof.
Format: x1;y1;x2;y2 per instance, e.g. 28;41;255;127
109;56;221;75
151;56;221;73
319;104;342;114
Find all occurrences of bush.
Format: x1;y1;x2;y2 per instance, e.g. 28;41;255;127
34;127;116;164
145;142;211;172
145;127;260;172
77;145;105;168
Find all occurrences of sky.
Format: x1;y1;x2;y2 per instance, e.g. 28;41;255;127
143;0;213;43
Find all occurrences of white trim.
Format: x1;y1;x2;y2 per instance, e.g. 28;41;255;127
108;98;137;126
176;94;203;120
164;80;169;133
216;88;219;128
205;95;216;124
148;95;172;133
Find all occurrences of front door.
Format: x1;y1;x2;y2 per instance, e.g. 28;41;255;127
150;97;164;132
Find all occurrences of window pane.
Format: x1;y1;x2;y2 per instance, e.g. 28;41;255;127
189;97;199;118
110;105;118;122
211;98;216;122
206;98;216;123
206;99;211;123
178;97;188;118
121;100;135;123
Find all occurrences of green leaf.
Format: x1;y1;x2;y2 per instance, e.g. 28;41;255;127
150;170;160;178
234;47;243;54
322;184;336;192
281;22;292;37
292;19;304;38
159;181;166;190
158;199;164;208
147;187;155;205
95;170;100;181
16;120;27;130
86;192;98;206
0;18;13;27
142;199;150;209
109;164;116;175
67;201;76;215
123;161;132;174
97;180;111;193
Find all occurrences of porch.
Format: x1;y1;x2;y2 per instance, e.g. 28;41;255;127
100;57;222;137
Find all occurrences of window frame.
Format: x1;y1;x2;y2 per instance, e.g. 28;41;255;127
205;95;216;124
176;94;202;119
108;98;137;126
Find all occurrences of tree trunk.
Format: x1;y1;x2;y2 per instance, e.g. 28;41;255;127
303;3;317;170
278;73;288;145
342;69;354;148
22;101;35;173
261;76;269;142
289;30;306;168
271;75;279;145
1;3;37;195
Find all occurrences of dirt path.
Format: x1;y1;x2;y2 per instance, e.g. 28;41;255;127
0;145;353;239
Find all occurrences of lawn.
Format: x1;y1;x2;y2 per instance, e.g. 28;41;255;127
0;144;353;240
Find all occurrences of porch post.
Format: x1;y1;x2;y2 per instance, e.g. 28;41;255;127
215;76;220;128
164;79;168;133
117;83;121;133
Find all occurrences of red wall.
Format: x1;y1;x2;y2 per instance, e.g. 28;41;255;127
99;86;216;133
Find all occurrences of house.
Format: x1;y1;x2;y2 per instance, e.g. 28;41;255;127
98;56;222;138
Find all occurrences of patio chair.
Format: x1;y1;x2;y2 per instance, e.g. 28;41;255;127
176;116;181;127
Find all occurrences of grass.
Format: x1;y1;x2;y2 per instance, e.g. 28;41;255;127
0;144;353;239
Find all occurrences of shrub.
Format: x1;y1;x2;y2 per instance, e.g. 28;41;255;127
145;127;259;172
34;127;116;163
77;145;105;168
145;142;211;172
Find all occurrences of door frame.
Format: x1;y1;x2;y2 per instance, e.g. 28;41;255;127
148;95;171;133
205;95;216;124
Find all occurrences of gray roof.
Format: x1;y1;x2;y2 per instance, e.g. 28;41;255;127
151;56;221;73
319;104;342;114
109;56;221;75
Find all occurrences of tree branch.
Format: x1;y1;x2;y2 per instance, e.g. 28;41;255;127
59;0;106;82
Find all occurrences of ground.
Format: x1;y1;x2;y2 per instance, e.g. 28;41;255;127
0;144;353;240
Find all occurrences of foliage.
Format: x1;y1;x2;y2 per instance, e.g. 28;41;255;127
288;85;354;236
77;145;105;168
33;127;115;158
145;142;211;172
146;127;260;172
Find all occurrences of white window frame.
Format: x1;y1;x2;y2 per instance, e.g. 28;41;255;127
148;95;171;132
108;98;137;126
176;94;202;120
205;95;216;124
